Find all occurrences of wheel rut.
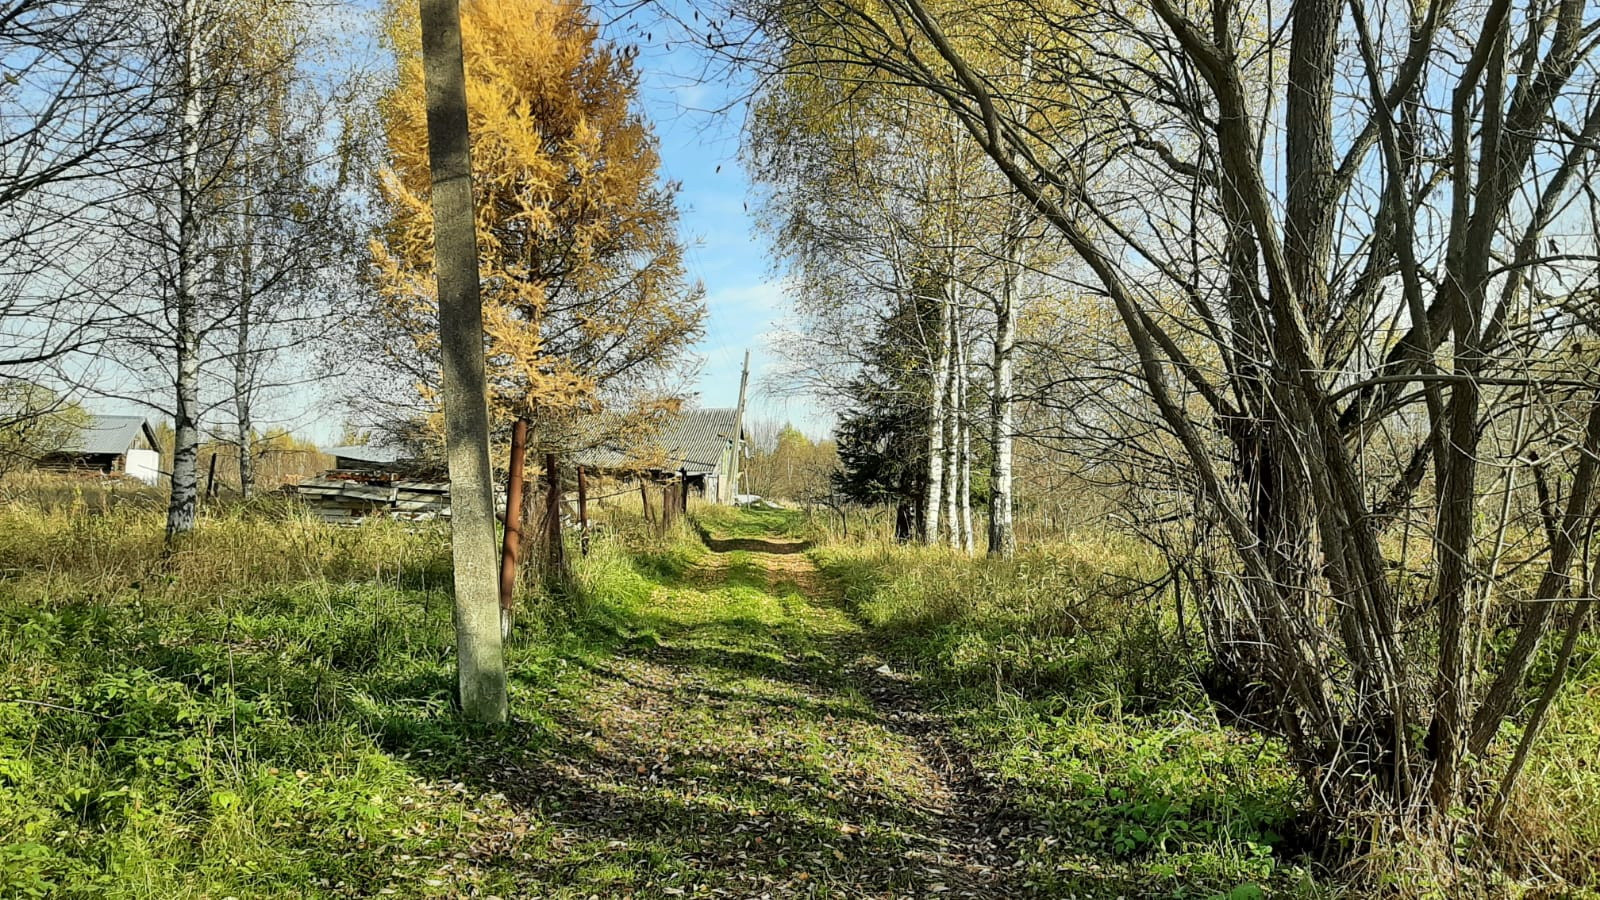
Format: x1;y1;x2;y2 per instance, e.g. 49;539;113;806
464;524;1045;897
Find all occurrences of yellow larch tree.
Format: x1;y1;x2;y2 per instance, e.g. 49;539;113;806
371;0;705;449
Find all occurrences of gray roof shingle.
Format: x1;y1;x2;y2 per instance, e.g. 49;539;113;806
323;445;403;465
68;415;155;456
580;408;742;475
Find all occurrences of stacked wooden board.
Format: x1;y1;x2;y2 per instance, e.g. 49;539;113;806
292;470;451;524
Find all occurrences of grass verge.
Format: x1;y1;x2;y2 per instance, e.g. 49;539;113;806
811;534;1600;897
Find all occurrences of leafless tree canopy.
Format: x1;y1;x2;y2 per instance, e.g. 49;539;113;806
0;1;158;371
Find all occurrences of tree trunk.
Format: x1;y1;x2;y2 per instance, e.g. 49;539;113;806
894;500;915;542
576;464;589;556
987;209;1018;557
419;0;506;723
498;417;527;638
922;292;949;544
234;194;255;500
166;0;203;540
544;453;567;589
942;295;960;549
956;313;974;554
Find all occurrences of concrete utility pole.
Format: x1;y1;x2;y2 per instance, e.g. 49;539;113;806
419;0;507;723
726;350;750;504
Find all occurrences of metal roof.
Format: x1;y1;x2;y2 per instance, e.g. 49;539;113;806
580;408;743;475
68;415;156;456
323;445;403;465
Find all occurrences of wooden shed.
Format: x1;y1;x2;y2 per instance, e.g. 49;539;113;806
37;414;161;484
578;408;749;503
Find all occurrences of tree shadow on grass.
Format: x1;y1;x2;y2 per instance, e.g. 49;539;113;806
356;516;1093;896
372;672;1038;897
571;656;881;725
692;518;813;555
335;576;1044;895
702;535;813;554
441;748;968;896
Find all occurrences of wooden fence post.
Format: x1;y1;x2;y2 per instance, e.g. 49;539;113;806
661;482;675;531
640;480;654;526
498;417;527;633
577;465;590;556
205;452;219;499
679;467;690;515
545;453;566;586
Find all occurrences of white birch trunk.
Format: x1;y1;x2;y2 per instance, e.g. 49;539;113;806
957;316;974;554
166;0;204;538
942;295;960;549
234;194;254;499
922;293;949;545
988;197;1022;557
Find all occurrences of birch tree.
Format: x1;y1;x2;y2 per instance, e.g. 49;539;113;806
721;0;1600;829
166;0;217;535
986;195;1027;556
84;0;359;532
748;45;1025;548
207;61;370;498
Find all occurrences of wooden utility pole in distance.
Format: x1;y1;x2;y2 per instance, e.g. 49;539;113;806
725;350;750;504
205;452;219;500
419;0;506;723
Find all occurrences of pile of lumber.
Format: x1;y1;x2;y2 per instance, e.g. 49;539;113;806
292;469;451;524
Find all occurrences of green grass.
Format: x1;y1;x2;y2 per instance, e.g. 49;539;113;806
811;536;1600;897
692;502;820;543
0;491;970;896
0;496;572;897
811;538;1321;897
1484;632;1600;880
4;485;1596;897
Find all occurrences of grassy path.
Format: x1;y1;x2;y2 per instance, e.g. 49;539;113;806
9;494;1598;896
477;518;1031;898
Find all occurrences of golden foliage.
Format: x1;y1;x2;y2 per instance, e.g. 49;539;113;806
372;0;704;442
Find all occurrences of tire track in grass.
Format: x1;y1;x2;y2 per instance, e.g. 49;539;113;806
472;516;1040;898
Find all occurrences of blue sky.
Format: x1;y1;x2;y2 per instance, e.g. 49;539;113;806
602;3;830;439
76;1;830;444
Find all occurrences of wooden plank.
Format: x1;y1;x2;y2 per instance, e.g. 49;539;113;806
297;469;453;523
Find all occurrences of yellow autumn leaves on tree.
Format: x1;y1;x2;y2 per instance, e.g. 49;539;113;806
372;0;704;443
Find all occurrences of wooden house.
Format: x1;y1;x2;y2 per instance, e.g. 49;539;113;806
37;414;161;484
579;408;748;503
